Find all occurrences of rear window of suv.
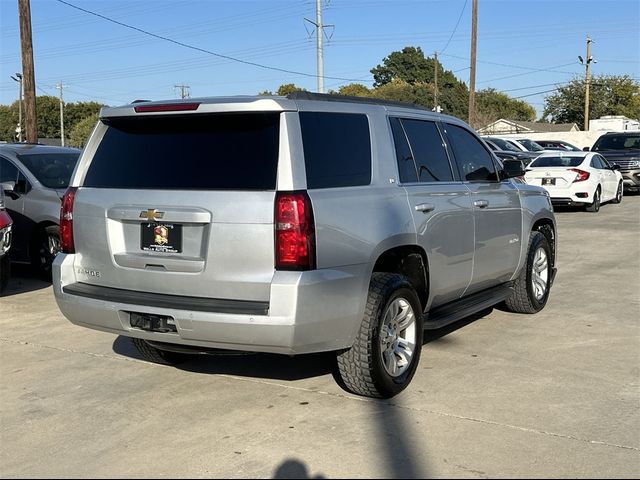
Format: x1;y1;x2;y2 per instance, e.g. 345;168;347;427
299;112;371;189
592;134;640;151
84;113;280;190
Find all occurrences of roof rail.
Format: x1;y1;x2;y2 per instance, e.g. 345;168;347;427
131;99;151;103
286;91;432;112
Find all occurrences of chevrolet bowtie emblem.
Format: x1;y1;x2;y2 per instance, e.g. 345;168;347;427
139;209;165;221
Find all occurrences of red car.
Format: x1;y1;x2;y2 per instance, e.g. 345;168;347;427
0;193;12;293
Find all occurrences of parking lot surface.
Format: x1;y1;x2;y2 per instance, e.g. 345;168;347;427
1;197;639;479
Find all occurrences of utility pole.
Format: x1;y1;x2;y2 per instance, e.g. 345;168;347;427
18;0;37;143
579;36;595;131
10;73;23;142
468;0;478;128
174;84;190;99
304;0;334;94
56;82;66;146
433;52;439;112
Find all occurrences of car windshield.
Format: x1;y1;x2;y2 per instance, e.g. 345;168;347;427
17;152;80;189
592;134;640;151
487;138;520;152
517;139;544;151
529;156;585;168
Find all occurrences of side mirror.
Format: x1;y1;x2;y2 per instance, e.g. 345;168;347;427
1;181;19;200
501;159;525;179
611;164;621;171
583;146;590;151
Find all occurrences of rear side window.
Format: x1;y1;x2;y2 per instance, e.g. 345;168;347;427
398;119;454;182
17;153;79;189
445;124;498;182
84;113;280;190
299;112;371;189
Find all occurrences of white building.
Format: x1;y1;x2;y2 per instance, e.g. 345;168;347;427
589;116;640;132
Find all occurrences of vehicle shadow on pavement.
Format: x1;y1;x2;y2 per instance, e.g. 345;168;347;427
112;335;336;381
272;459;325;479
1;265;50;297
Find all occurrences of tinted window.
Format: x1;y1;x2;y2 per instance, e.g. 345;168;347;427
17;152;79;189
517;139;544;152
529;156;585;168
486;137;520;152
593;134;640;151
300;112;371;189
84;113;280;190
390;118;418;183
446;124;498;181
1;158;19;184
399;119;453;182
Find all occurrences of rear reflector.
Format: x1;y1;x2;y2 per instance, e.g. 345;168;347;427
60;187;77;254
275;191;316;270
134;103;200;113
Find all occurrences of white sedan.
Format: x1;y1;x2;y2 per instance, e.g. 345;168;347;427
524;152;624;212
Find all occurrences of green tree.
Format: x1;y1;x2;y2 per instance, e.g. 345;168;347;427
369;46;469;119
36;95;61;139
68;113;99;148
543;75;640;127
65;101;103;134
276;83;306;96
476;88;536;128
337;83;371;97
0;103;19;142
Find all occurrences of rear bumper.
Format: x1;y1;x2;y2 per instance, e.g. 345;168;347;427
53;254;369;355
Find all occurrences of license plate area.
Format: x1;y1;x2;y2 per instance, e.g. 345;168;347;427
129;312;177;333
140;223;182;253
542;178;556;186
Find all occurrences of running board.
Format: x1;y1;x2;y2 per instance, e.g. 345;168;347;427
423;284;514;330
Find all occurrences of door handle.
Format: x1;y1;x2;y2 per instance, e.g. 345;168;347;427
414;203;435;213
473;200;489;208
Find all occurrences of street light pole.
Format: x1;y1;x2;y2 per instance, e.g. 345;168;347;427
10;74;23;142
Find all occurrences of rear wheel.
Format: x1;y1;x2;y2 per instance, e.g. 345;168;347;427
131;338;190;365
31;225;60;281
585;187;601;212
504;231;552;314
336;273;423;398
611;182;623;204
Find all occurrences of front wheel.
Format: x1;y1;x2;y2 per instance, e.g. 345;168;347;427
611;182;623;204
336;273;424;398
504;231;552;314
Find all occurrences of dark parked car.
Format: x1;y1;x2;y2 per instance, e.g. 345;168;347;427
0;144;81;279
0;189;12;293
535;140;582;151
589;131;640;193
483;138;539;166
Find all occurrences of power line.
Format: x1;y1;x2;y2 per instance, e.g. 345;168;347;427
54;0;363;83
440;0;468;54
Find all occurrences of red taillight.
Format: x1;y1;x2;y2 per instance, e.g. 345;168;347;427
0;210;11;229
134;103;200;113
569;168;590;182
275;191;316;270
60;187;77;254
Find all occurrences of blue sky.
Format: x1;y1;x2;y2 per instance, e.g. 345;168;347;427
1;0;639;118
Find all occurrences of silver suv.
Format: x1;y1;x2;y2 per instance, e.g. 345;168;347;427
53;93;557;398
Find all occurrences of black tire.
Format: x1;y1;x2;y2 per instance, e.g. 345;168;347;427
31;225;60;281
585;187;601;212
611;182;623;204
336;273;424;399
131;337;190;365
504;231;552;314
0;254;10;294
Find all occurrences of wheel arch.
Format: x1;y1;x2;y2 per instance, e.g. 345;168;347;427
532;218;556;269
372;245;429;313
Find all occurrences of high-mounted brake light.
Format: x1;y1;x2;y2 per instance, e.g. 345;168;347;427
60;187;77;254
569;168;590;183
275;192;316;270
134;103;200;113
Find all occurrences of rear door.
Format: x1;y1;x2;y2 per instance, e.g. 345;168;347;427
72;111;282;302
